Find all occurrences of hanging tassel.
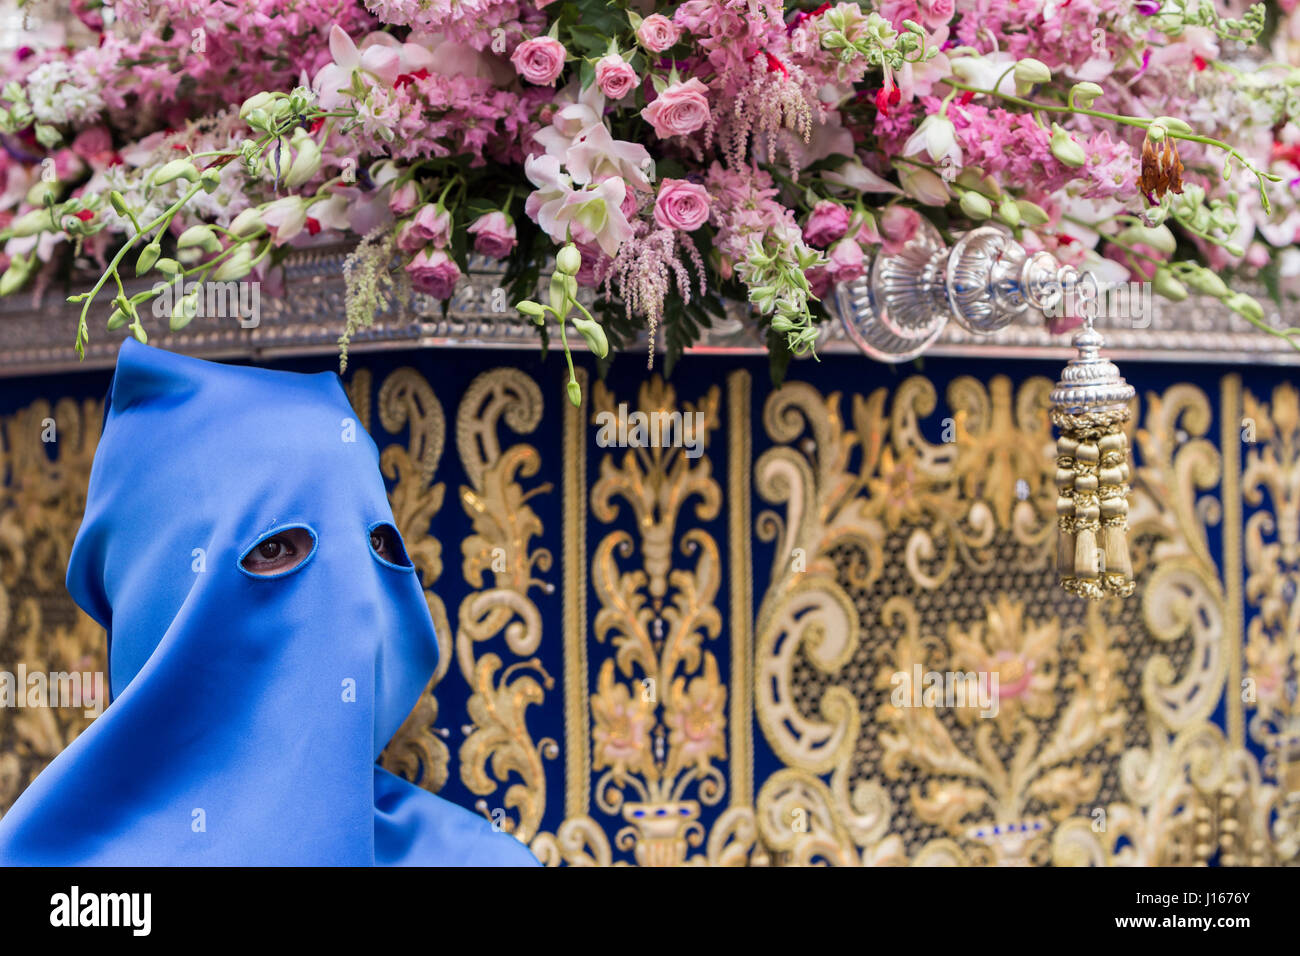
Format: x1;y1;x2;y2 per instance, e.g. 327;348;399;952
1049;319;1135;602
1071;438;1101;600
1055;435;1078;588
1098;428;1135;596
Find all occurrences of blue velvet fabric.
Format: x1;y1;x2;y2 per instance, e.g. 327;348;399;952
0;339;538;866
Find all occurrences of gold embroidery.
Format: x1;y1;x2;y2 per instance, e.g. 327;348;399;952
5;362;1293;867
0;397;104;811
454;369;555;841
374;368;453;792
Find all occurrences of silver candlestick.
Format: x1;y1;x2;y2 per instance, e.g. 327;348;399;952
833;224;1087;361
832;223;1136;601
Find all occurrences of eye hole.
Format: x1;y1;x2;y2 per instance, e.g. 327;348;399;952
368;523;412;569
240;527;316;577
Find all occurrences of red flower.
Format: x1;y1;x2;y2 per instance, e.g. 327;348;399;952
395;69;430;88
305;217;321;236
764;51;787;76
875;85;900;116
1273;142;1300;167
74;210;94;221
1192;55;1207;71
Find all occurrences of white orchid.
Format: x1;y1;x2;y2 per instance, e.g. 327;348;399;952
948;51;1018;97
897;164;950;206
311;25;435;110
524;153;576;242
555;178;633;256
904;114;961;166
533;79;607;162
564;122;653;191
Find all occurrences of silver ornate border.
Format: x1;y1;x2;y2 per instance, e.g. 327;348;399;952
1;238;1295;376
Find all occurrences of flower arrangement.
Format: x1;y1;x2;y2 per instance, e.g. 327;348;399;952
1;0;1299;405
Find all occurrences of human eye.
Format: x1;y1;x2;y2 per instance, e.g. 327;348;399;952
368;523;412;569
240;527;316;576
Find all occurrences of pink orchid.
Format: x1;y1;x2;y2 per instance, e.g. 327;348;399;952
524;152;576;241
426;36;516;86
555;178;633;256
533;80;607;163
312;25;408;110
896;27;952;102
262;196;309;244
310;186;393;237
564;122;654;192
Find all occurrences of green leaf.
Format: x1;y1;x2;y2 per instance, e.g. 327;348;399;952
449;217;470;274
766;330;793;387
1259;253;1282;306
462;197;498;220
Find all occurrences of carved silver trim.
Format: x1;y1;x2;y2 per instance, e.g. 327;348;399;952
0;237;1296;376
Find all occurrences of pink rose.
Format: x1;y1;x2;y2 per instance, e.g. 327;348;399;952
396;221;424;254
407;203;452;249
920;0;955;29
467;211;517;259
879;205;921;255
803;200;850;248
510;36;567;86
70;0;104;30
654;177;710;232
595;54;638;100
640;77;711;139
854;213;882;246
620;186;640;221
637;14;680;52
827;238;866;283
406;248;462;299
388;181;418;217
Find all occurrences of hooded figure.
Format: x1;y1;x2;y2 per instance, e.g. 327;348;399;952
0;339;538;866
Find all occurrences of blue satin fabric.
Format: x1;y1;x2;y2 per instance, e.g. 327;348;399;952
0;339;537;866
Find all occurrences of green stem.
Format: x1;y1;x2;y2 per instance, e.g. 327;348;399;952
76;182;206;356
941;78;1269;172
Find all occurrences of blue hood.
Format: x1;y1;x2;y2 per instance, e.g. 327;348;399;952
0;338;537;866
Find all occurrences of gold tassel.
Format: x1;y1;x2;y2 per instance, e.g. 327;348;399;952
1098;428;1134;596
1071;438;1101;600
1049;319;1135;602
1056;435;1078;588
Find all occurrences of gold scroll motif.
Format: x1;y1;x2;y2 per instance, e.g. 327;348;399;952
752;375;1282;865
1241;382;1300;861
372;367;454;793
454;368;556;842
0;397;104;811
